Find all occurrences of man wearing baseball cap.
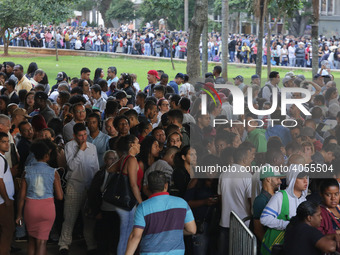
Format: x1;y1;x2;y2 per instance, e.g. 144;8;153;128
253;165;284;244
233;75;246;93
11;108;32;136
143;70;160;96
50;71;68;95
251;74;260;86
168;73;185;95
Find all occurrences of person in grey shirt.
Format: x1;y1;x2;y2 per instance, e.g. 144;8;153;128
59;123;99;254
142;146;179;197
63;103;87;143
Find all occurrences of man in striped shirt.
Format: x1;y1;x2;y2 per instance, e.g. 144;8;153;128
125;171;196;255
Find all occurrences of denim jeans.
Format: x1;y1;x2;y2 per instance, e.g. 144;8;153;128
144;43;151;56
229;51;235;62
115;206;136;255
289;57;296;67
95;45;101;52
263;55;267;65
218;227;229;255
296;58;305;67
192;222;209;255
163;48;169;57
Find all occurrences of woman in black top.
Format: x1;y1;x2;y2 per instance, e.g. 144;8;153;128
284;201;338;255
172;146;197;198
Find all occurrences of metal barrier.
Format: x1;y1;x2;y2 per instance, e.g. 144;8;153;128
229;211;257;255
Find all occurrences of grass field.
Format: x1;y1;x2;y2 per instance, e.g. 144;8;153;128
1;51;340;90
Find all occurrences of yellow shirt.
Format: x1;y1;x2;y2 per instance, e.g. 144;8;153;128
16;76;32;92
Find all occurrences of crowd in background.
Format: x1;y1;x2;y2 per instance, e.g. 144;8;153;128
2;23;340;68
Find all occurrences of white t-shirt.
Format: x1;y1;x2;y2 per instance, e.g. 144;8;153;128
218;164;252;228
288;46;295;58
0;154;14;204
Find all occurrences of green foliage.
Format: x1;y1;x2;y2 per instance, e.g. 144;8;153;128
214;0;251;15
268;0;303;18
76;0;96;11
0;0;35;32
106;0;137;23
35;0;81;25
139;0;184;30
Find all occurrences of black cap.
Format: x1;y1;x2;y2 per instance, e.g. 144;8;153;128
34;91;48;100
116;91;131;99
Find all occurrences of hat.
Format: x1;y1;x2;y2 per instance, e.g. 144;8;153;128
251;74;259;80
12;108;32;119
296;74;306;80
298;42;304;45
260;165;285;180
115;91;132;99
285;71;296;78
233;75;244;82
34;91;48;100
31;114;48;132
55;72;67;81
300;127;315;138
313;74;322;79
282;76;293;85
147;70;160;80
175;73;185;80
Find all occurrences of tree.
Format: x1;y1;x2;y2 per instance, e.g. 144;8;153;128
186;0;209;83
139;0;184;30
0;0;35;56
253;0;268;81
35;0;81;61
312;0;319;77
221;0;229;81
105;0;137;24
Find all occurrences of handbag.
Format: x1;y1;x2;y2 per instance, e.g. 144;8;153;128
261;190;290;255
102;155;137;211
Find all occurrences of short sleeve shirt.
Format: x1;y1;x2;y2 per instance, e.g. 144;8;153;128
134;193;194;254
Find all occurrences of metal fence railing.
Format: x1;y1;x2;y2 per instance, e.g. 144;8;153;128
229;211;257;255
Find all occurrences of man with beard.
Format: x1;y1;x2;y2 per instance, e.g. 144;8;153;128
253;162;285;248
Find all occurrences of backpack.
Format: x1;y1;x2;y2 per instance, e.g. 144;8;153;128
261;190;290;255
258;84;272;99
0;154;8;174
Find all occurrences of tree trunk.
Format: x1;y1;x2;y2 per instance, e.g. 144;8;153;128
184;0;189;31
54;25;59;61
186;0;208;84
221;0;229;81
98;0;112;28
202;21;208;78
236;12;241;34
266;13;271;78
255;0;267;82
170;47;175;70
312;0;320;77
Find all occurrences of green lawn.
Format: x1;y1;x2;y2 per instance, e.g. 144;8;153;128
1;52;340;90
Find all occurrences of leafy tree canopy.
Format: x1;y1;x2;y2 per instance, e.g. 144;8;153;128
106;0;137;23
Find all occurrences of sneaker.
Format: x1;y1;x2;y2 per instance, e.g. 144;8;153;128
59;248;69;255
14;236;28;242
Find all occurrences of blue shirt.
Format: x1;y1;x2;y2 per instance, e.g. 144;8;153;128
87;131;110;167
25;162;55;200
134;192;194;255
168;81;179;94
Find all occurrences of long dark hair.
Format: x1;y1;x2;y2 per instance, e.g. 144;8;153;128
174;145;191;169
137;136;158;170
26;62;38;78
287;201;319;228
116;135;137;156
93;68;103;84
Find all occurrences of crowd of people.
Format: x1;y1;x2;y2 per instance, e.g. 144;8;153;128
3;23;340;68
1;57;340;255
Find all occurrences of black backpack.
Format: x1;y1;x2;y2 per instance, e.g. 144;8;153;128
0;154;8;174
258;84;272;99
